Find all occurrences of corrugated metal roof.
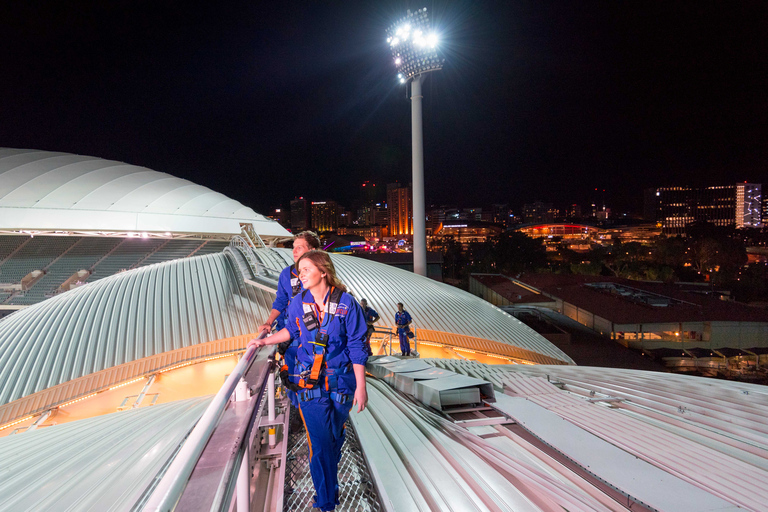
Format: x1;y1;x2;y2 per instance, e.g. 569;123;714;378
351;378;616;511
0;252;273;408
0;396;211;512
0;148;290;237
253;248;574;365
422;359;768;510
515;273;768;323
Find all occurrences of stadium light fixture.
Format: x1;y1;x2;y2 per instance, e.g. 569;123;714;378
386;7;444;277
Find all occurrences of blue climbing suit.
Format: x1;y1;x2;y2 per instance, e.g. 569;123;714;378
285;288;368;511
395;310;412;355
362;305;379;356
272;264;302;331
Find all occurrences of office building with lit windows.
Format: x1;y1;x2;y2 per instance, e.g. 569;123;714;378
310;200;339;232
736;183;762;228
645;183;762;235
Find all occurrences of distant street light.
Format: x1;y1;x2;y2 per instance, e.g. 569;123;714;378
387;8;444;277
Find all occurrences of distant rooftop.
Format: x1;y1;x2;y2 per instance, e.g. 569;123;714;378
516;273;768;324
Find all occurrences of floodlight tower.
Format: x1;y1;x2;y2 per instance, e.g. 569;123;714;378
387;8;444;277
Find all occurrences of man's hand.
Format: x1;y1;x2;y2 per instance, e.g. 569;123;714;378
353;385;368;413
247;338;263;349
258;323;271;334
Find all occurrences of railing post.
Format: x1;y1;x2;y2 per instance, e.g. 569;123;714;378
268;370;276;447
236;444;250;512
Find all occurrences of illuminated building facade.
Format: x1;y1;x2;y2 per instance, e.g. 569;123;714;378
735;183;762;228
646;185;739;235
387;183;413;236
311;200;339;232
431;221;502;250
336;224;382;241
518;224;599;239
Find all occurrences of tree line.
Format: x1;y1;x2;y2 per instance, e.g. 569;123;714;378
430;224;768;303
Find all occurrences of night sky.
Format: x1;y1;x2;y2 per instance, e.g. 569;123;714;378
1;1;767;216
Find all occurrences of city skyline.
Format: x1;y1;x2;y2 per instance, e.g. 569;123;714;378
1;2;766;216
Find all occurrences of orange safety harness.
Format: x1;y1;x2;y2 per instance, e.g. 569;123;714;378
280;287;343;393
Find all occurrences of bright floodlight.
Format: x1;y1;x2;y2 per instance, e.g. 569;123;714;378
385;7;445;277
386;7;444;83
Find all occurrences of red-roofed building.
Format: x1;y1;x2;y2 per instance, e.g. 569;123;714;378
479;273;768;355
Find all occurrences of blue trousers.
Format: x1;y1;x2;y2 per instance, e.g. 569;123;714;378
284;344;298;407
298;396;351;511
398;331;410;355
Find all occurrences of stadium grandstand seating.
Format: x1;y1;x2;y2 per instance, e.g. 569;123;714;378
0;236;30;263
84;238;168;282
0;235;232;306
135;239;226;267
8;237;122;305
192;240;230;256
0;236;78;286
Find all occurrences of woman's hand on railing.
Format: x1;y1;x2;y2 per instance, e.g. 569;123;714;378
249;328;290;350
247;337;265;349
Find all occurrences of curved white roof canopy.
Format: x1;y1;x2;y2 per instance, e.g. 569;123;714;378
0;148;290;238
0;252;274;413
257;248;574;365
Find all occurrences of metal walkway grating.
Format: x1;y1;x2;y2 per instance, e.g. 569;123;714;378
283;409;384;512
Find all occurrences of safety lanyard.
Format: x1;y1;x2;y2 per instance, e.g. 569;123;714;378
298;287;339;389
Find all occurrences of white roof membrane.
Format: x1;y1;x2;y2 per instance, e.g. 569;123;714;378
0;148;290;237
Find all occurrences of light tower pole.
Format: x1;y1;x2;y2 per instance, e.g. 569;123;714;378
387;8;443;276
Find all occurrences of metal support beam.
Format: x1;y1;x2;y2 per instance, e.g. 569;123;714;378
26;410;52;432
133;374;156;408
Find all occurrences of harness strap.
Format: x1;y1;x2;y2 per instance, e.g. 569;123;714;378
289;264;301;296
293;287;344;390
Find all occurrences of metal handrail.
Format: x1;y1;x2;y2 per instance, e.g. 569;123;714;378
372;324;417;356
229;236;262;278
142;331;267;512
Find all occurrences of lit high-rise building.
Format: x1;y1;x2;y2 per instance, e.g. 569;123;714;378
644;183;762;235
387;183;413;236
736;183;762;228
311;201;340;232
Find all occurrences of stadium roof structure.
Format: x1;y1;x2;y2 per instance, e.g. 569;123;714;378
0;244;766;510
1;152;763;510
0;244;572;428
0;250;274;426
253;248;574;366
0;148;289;238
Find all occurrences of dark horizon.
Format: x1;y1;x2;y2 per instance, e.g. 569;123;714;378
1;1;766;217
